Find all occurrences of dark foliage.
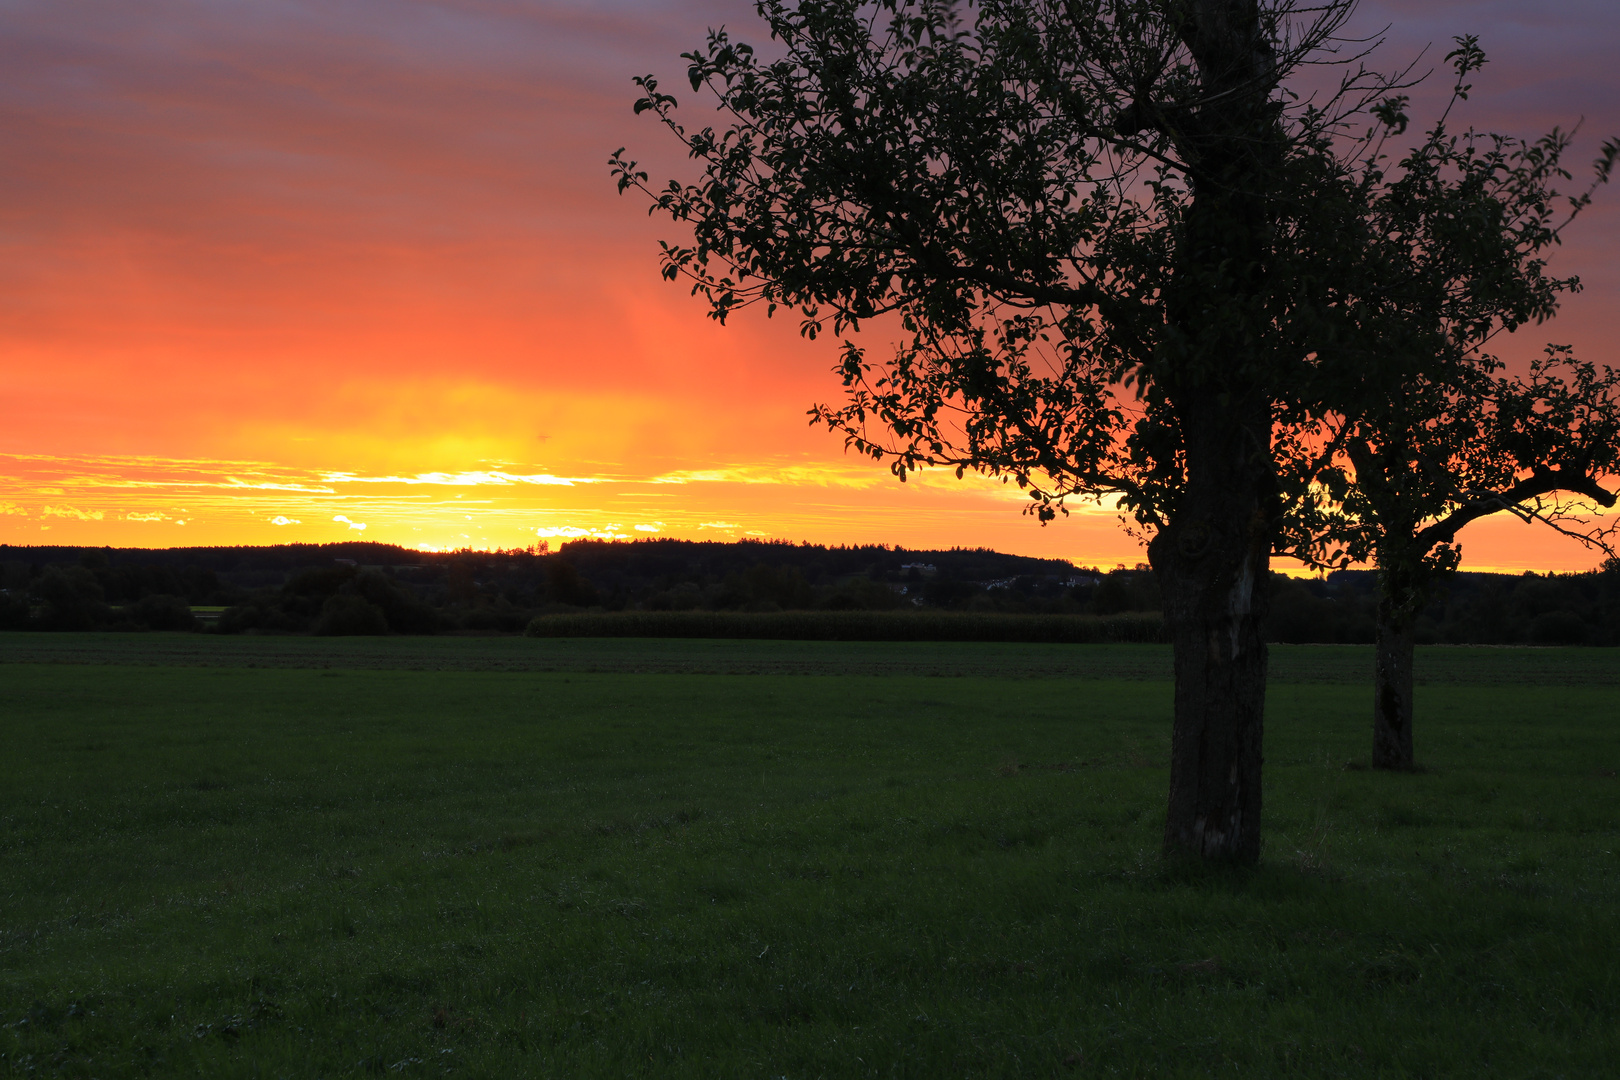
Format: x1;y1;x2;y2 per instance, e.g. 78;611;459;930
128;594;200;632
546;559;600;608
312;594;390;637
32;566;110;631
1264;562;1620;646
230;566;446;636
0;541;1613;643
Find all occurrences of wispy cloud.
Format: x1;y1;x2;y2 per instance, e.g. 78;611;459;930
534;525;628;540
322;470;599;487
74;477;340;493
652;465;886;489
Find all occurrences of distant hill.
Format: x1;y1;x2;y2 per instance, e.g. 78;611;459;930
1;539;1615;644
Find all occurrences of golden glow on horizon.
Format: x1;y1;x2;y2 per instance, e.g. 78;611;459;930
0;450;1612;575
0;450;1122;557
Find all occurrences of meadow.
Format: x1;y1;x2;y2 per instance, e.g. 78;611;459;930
1;633;1617;1077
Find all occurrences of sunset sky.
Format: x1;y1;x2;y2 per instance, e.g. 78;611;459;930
2;0;1617;572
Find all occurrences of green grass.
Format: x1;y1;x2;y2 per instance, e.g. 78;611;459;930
6;631;1616;684
1;636;1617;1077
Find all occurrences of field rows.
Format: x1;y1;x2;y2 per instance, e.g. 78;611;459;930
2;632;1618;684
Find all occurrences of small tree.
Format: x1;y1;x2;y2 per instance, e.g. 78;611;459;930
1298;40;1620;769
611;0;1545;860
1320;349;1620;768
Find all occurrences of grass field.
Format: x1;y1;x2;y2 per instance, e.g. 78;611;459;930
2;634;1617;1077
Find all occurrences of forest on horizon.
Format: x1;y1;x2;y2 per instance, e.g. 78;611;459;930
1;538;1616;646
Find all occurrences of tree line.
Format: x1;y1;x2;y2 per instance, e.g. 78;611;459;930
3;540;1615;644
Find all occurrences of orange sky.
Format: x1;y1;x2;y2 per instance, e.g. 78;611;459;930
2;0;1617;573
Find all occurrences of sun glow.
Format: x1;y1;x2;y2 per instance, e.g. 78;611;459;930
0;449;1609;573
0;449;1165;563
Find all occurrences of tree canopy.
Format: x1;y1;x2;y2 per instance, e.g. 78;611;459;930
615;0;1396;531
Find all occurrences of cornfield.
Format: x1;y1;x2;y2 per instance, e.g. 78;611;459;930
523;609;1165;643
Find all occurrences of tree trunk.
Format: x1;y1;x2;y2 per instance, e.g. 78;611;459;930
1372;600;1417;770
1150;411;1275;864
1148;0;1283;865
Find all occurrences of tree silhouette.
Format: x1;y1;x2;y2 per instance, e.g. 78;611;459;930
1316;348;1620;767
612;0;1607;860
1295;40;1620;769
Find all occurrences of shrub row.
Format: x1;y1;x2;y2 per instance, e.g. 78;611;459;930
524;609;1166;643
